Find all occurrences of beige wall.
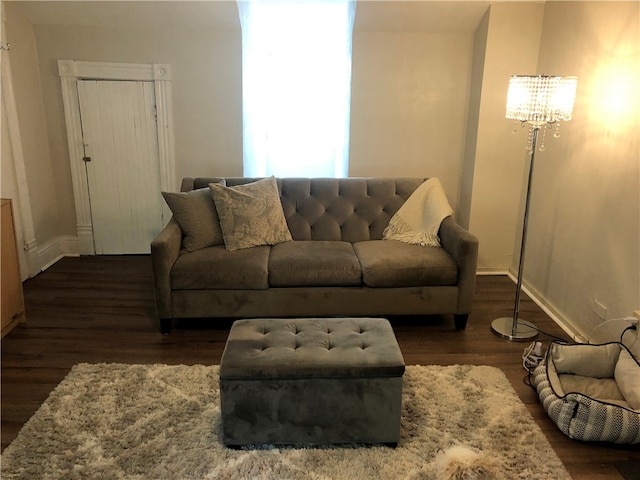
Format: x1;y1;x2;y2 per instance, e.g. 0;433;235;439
464;2;545;272
4;1;638;341
19;7;476;243
34;23;243;194
350;31;473;210
523;1;639;338
4;2;60;249
458;9;489;231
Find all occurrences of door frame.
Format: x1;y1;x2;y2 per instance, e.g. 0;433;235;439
58;60;175;254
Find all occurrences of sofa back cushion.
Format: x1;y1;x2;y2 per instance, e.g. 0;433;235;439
187;177;426;242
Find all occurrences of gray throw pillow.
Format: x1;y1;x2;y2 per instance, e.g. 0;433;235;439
162;182;225;252
210;176;292;251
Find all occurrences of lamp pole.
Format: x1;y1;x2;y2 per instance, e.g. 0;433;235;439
490;74;577;342
490;126;540;341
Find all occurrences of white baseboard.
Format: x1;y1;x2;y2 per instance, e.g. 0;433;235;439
27;235;80;275
77;225;95;255
476;268;510;276
505;270;588;343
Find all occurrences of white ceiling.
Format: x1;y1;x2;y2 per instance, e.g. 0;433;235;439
12;1;493;33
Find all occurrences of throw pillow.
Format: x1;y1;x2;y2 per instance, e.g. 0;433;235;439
162;182;225;252
614;348;640;410
210;176;292;251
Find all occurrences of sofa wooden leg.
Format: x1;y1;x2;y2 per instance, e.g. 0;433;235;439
160;318;172;335
454;314;468;331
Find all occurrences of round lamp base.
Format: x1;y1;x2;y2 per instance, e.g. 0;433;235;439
491;317;538;342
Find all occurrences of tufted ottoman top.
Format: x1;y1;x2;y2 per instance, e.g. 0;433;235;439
220;318;405;380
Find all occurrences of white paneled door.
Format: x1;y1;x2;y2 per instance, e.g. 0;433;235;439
77;80;164;254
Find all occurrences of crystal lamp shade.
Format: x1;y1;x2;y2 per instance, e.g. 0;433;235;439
506;75;578;125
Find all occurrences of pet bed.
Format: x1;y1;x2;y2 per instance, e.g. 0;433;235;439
532;341;640;444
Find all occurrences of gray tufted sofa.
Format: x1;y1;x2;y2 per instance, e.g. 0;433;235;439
151;177;479;334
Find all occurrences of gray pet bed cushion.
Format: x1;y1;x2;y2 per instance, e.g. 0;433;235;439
532;341;640;444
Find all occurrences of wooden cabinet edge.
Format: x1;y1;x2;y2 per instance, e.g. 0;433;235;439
1;199;26;338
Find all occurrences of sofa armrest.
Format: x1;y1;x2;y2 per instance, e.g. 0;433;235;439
151;218;182;319
438;216;479;314
180;177;195;192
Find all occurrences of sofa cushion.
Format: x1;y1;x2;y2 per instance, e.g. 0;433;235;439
269;241;362;287
354;240;457;287
210;176;292;251
171;245;270;290
162;185;225;251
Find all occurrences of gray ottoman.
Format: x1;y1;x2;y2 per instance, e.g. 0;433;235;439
219;317;405;447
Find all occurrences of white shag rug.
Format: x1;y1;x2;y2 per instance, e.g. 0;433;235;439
1;364;570;480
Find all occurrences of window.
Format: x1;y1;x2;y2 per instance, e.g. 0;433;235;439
238;0;356;177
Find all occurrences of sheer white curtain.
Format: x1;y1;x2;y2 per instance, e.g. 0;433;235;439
238;0;356;177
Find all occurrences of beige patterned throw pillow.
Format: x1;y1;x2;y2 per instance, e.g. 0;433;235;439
162;183;225;251
210;176;292;251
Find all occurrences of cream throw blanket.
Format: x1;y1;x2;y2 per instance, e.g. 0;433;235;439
383;177;453;247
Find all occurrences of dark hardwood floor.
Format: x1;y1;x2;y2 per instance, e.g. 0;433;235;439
2;255;638;479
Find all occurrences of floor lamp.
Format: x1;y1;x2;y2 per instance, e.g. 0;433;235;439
491;75;578;341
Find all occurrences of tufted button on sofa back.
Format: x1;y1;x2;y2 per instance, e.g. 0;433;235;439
188;177;426;243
